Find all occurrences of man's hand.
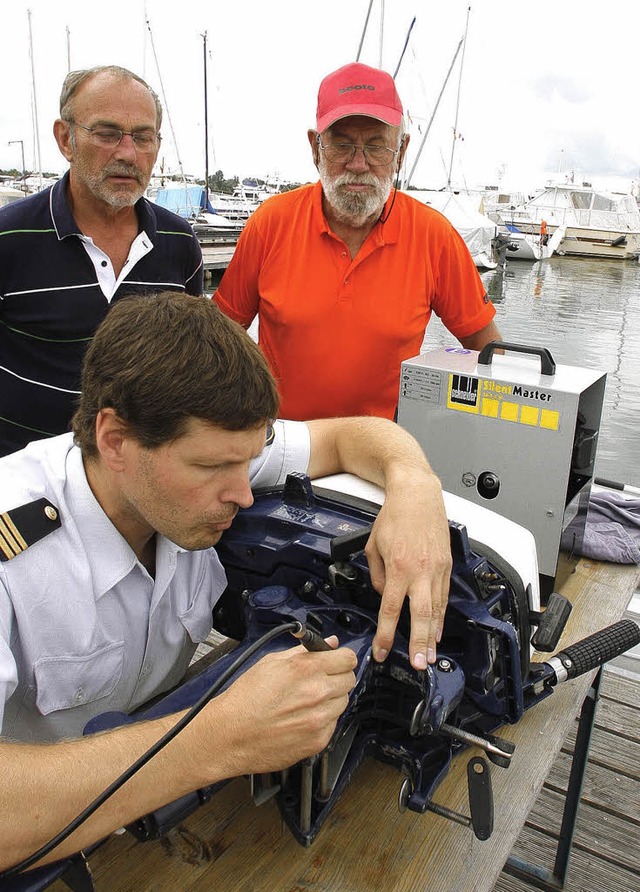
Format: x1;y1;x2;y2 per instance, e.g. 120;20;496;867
305;417;453;672
366;472;452;670
211;640;357;775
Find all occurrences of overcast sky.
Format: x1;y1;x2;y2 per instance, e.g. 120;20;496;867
1;0;638;193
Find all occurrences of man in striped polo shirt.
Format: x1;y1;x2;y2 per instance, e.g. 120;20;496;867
0;65;203;457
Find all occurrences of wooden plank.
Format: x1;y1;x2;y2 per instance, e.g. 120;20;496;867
200;243;236;270
544;750;640;819
602;669;640;710
492;669;640;891
493;874;539;892
524;786;639;870
561;721;639;779
592;696;640;742
499;823;640;892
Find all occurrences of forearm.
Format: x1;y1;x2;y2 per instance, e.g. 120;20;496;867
0;708;233;870
0;642;357;872
306;416;436;488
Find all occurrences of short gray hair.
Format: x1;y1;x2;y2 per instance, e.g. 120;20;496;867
59;65;163;129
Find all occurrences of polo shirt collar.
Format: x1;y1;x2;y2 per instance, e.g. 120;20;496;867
50;170;157;241
313;178;401;244
63;443;182;599
50;172;79;239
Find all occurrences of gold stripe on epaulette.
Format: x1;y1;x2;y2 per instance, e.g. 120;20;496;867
2;512;28;551
0;534;15;560
0;516;24;558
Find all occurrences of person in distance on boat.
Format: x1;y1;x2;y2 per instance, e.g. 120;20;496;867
0;65;203;459
0;291;451;870
213;61;502;421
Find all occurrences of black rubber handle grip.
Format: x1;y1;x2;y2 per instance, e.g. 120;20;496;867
477;341;556;376
555;619;640;679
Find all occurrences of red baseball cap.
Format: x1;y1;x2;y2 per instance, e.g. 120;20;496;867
316;62;403;133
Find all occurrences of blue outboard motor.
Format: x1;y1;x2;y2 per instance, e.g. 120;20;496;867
3;474;637;890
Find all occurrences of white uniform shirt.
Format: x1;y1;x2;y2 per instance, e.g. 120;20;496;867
0;422;310;742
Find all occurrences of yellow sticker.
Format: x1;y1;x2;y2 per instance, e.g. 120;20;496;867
481;398;499;418
520;405;540;426
500;401;519;422
540;409;560;430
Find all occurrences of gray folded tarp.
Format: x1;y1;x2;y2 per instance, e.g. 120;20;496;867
565;490;640;564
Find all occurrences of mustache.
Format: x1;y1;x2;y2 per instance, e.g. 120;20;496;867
102;163;144;184
332;172;380;188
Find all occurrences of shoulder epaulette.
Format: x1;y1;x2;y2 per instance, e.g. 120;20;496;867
0;498;61;562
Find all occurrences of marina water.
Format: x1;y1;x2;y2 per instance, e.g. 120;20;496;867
423;256;640;488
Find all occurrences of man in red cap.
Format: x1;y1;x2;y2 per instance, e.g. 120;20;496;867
214;62;501;421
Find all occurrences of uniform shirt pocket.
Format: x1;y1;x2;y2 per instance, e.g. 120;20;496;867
33;639;124;716
178;595;215;645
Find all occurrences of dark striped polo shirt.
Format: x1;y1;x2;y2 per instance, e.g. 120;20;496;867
0;173;204;456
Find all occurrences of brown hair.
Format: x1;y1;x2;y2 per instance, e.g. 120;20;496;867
59;65;163;129
72;293;279;457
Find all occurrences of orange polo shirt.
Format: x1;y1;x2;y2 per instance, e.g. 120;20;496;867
214;182;494;420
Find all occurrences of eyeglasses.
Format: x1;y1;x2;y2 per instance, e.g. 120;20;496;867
317;137;399;167
70;121;161;152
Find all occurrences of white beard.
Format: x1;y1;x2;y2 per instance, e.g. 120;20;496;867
319;160;394;227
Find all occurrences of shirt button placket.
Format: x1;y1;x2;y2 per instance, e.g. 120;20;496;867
338;250;353;300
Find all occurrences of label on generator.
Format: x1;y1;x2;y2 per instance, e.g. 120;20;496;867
400;366;443;403
446;374;560;430
401;367;561;431
447;374;481;413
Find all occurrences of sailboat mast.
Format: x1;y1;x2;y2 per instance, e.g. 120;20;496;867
203;31;209;211
404;37;464;189
27;9;43;190
356;0;375;61
393;16;416;79
146;16;187;183
446;5;470;189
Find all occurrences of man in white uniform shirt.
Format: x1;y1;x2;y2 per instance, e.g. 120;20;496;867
0;291;451;871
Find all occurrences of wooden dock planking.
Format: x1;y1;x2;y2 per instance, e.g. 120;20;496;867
526;789;637;871
199;241;236;289
493;669;640;892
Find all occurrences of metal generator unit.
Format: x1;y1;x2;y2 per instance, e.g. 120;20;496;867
397;342;607;599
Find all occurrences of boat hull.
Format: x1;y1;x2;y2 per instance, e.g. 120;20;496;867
505;232;547;261
512;223;640;260
497;182;640;260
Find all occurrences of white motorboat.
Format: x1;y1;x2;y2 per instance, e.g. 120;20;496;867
503;224;566;262
207;189;260;224
503;183;640;260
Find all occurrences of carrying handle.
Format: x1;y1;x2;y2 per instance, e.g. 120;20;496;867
477;342;556;376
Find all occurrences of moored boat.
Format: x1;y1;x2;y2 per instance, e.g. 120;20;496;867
503;223;566;262
503;183;640;260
